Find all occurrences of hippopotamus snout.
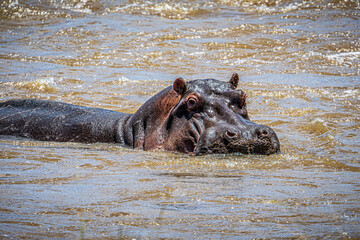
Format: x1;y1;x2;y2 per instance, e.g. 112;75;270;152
195;123;280;156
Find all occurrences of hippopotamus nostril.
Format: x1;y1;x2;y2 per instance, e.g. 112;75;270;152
255;128;262;138
255;127;270;138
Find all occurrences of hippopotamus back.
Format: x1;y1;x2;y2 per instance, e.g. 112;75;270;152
0;99;129;143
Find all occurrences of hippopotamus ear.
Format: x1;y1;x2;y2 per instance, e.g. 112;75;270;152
173;77;187;95
229;73;239;89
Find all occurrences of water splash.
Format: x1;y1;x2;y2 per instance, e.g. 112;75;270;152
3;78;58;93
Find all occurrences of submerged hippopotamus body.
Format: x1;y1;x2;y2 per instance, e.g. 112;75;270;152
0;73;280;155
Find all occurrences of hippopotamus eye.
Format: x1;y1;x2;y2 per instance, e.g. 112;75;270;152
187;97;198;111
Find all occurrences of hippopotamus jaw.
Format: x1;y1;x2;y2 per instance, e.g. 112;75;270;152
194;124;281;156
161;117;202;154
180;119;202;154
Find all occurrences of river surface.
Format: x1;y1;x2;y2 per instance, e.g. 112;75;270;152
0;0;359;239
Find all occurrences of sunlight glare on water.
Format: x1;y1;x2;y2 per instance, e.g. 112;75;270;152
0;0;359;238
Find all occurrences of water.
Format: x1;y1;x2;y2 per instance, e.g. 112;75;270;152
0;0;359;238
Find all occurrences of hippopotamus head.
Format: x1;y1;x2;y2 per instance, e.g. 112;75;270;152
123;73;280;155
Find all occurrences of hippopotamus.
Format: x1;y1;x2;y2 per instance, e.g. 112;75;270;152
0;73;280;155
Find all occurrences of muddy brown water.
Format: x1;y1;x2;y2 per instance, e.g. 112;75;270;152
0;0;359;239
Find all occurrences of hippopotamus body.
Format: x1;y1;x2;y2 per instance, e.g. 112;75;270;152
0;73;280;155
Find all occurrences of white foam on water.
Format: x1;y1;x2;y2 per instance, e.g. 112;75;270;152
109;0;207;19
325;51;360;65
4;77;59;93
60;0;93;13
218;0;310;14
